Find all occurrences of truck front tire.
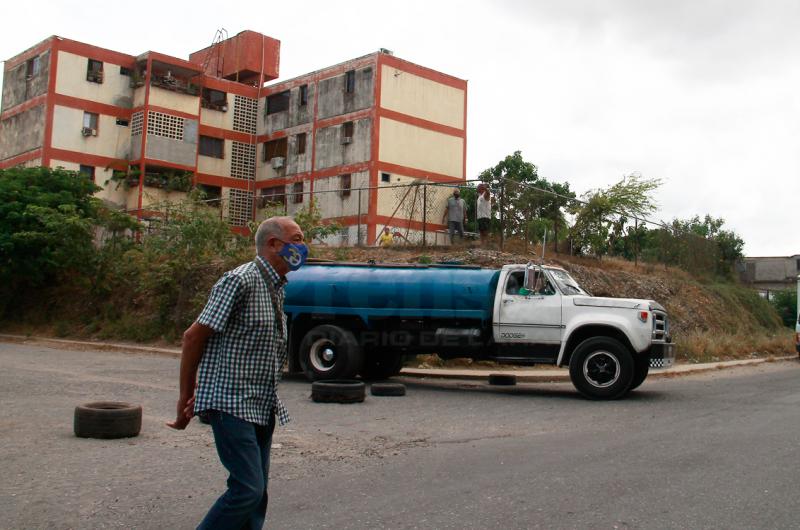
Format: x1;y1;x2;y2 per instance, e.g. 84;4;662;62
629;354;650;391
299;325;363;381
569;337;634;400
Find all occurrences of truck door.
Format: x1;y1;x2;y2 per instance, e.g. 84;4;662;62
496;269;562;344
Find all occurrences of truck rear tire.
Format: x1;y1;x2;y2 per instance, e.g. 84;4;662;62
361;353;404;380
569;337;634;400
629;354;650;391
299;325;363;381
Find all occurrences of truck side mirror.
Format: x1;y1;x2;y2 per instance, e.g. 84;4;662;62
523;262;540;292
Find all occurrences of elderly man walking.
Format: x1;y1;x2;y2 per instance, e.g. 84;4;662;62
167;216;306;529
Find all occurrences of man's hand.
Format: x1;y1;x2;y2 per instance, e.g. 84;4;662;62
166;394;195;430
166;322;214;431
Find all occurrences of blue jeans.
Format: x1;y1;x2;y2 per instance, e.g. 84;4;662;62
198;411;276;530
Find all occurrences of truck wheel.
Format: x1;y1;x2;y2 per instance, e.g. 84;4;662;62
361;353;404;380
629;354;651;391
569;337;634;400
299;325;363;381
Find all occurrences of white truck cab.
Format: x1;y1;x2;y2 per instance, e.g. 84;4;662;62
493;264;675;398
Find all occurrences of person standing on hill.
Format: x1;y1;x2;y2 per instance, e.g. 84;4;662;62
476;183;493;246
167;216;306;529
442;188;467;244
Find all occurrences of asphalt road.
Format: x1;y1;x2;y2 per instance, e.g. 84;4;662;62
0;341;798;529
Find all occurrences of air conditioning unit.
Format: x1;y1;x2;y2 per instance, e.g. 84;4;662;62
81;127;96;137
341;136;352;145
270;156;285;169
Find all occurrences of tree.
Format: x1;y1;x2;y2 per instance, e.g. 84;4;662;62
770;288;798;328
478;151;575;247
0;167;102;296
569;174;661;259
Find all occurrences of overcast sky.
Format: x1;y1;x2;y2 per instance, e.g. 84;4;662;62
2;0;798;256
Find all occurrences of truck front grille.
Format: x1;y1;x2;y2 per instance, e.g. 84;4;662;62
652;310;668;341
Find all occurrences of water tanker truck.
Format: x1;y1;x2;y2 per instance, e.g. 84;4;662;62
285;262;676;399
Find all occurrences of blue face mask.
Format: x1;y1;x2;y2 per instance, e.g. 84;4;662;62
278;241;308;271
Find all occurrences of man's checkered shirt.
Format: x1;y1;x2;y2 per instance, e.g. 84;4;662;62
194;256;290;426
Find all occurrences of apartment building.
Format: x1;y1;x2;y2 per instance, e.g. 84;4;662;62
0;30;467;244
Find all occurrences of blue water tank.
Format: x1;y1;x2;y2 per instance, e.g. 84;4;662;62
285;263;500;322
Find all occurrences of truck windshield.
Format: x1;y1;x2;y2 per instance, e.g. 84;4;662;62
548;269;588;296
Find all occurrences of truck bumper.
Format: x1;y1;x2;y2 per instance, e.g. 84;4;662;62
649;342;676;369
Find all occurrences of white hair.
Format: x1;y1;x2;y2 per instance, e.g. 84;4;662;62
255;216;291;252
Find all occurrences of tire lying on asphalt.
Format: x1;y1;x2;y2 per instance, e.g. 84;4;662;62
488;373;517;386
74;402;142;439
311;380;366;404
370;382;406;396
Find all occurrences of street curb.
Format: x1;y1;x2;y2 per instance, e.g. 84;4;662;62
1;334;795;382
0;334;181;358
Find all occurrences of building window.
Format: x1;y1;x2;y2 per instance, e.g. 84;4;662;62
263;137;288;162
119;66;131;76
796;258;800;271
79;165;95;182
116;118;129;126
341;121;354;144
201;88;228;111
83;112;98;134
86;59;104;83
266;90;290;115
197;184;222;207
292;181;304;204
299;84;308;106
199;135;225;159
26;56;41;78
260;185;286;207
345;70;355;93
381;172;391;183
296;133;307;155
340;174;352;198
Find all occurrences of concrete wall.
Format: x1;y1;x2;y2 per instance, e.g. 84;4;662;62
49;158;127;207
378;117;463;177
313;171;369;219
145;117;197;167
200;94;233;130
51;105;130;159
55;51;132;108
198;141;230;176
0;105;45;160
2;50;50;112
148;86;199;115
742;256;800;283
379;64;465;129
317;66;374;120
314;118;371;170
261;83;315;135
375;173;453;222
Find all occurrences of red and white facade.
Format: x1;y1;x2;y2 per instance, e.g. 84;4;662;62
0;31;467;243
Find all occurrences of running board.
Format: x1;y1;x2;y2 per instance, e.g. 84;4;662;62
491;356;558;366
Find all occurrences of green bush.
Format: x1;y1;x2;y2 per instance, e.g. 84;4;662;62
770;289;798;327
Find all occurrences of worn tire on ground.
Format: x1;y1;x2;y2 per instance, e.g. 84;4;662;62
569;337;634;400
74;402;142;439
299;325;364;381
628;353;651;391
370;382;406;396
311;380;366;403
362;353;404;380
488;374;517;386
